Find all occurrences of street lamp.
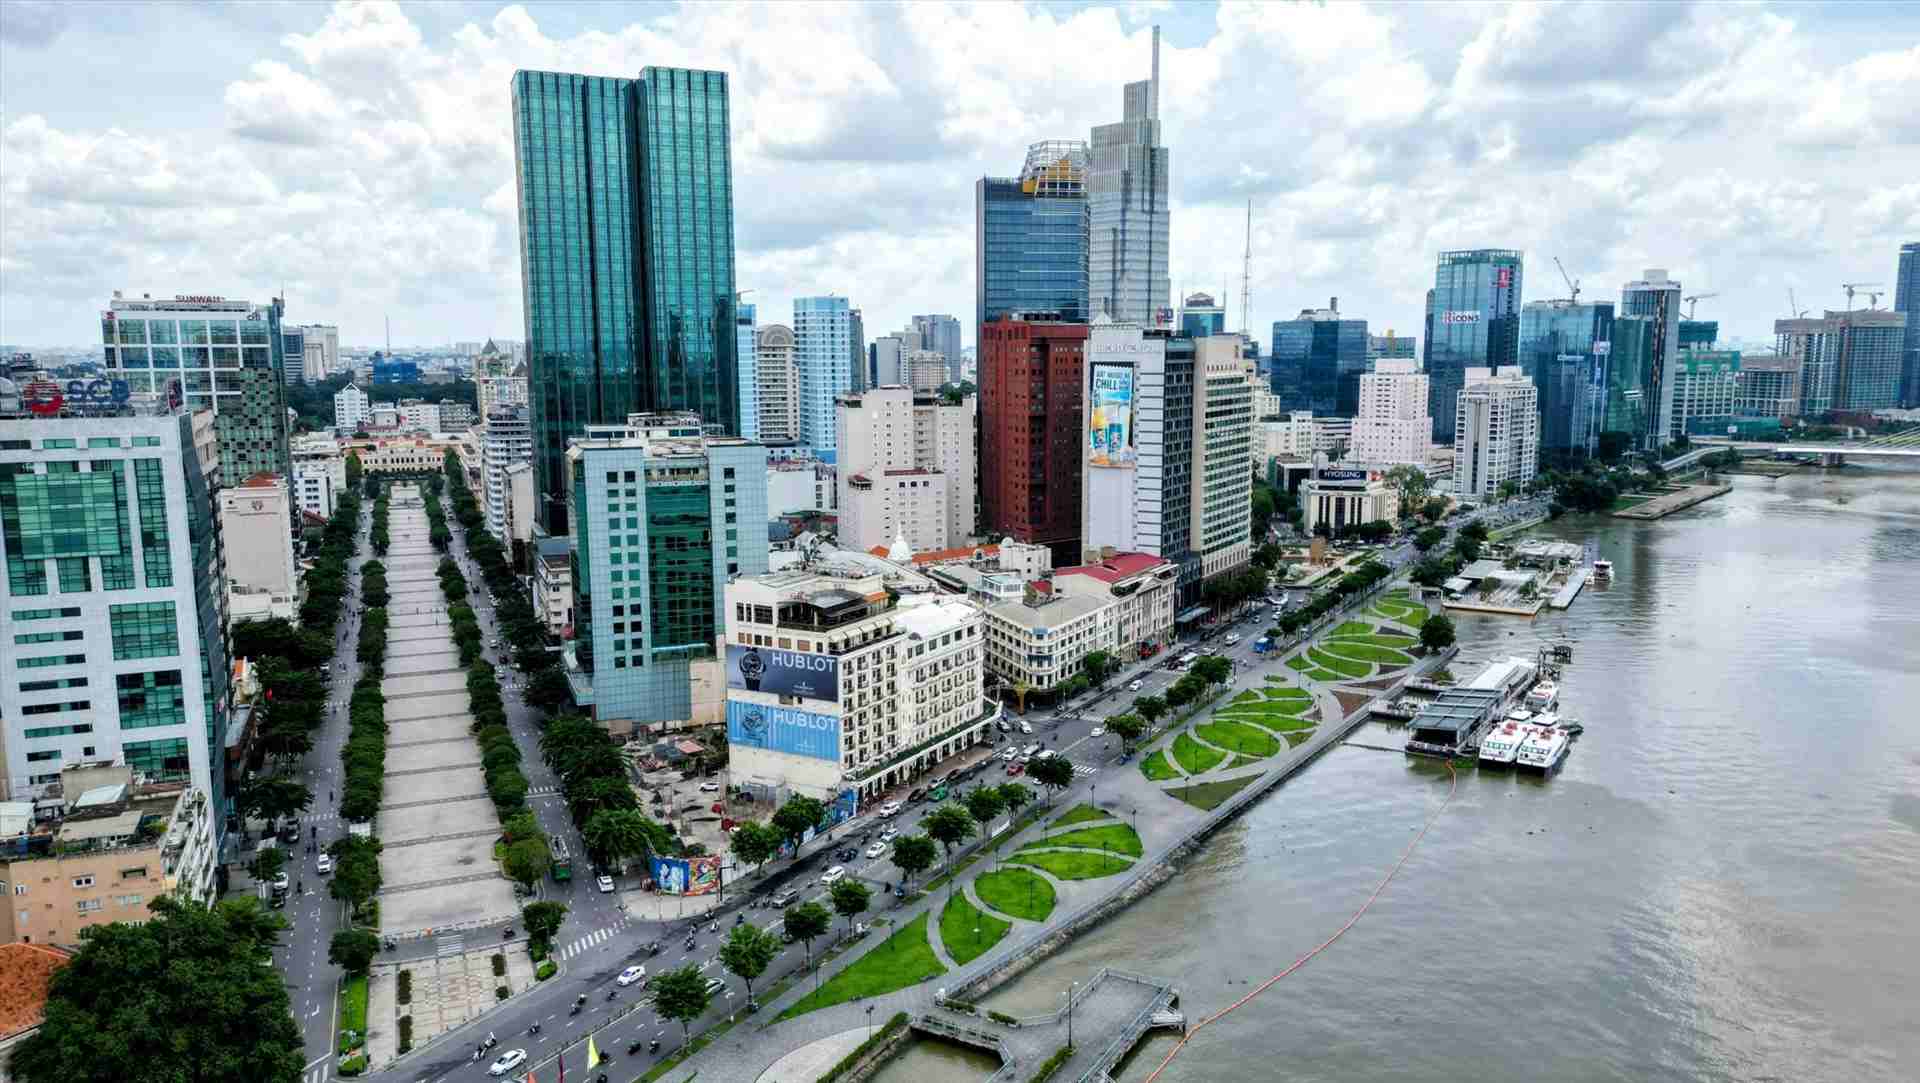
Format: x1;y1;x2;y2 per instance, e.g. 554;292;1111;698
1063;980;1077;1049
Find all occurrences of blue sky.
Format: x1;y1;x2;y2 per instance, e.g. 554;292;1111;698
2;1;1916;349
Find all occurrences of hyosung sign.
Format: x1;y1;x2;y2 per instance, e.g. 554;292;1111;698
725;644;839;701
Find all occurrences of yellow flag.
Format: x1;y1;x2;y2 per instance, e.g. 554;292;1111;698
586;1034;601;1069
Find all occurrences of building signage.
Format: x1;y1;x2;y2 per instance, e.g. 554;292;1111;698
1441;311;1482;325
725;644;839;701
1318;468;1373;482
649;854;721;896
1592;341;1611;356
21;378;133;416
173;295;226;303
1088;363;1136;468
1494;267;1513;290
726;700;842;762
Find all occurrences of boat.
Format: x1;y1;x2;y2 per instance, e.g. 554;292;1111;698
1515;719;1571;772
1592;559;1613;581
1478;720;1526;767
1559;719;1584;737
1524;679;1558;711
1506;707;1534;723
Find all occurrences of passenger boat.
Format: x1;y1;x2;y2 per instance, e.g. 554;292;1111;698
1592;559;1613;581
1515;719;1570;773
1478;720;1526;767
1524;679;1558;711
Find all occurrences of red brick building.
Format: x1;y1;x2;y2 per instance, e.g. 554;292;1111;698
979;316;1089;566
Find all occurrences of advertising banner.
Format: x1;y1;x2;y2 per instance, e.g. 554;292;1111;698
1088;363;1136;468
650;854;723;896
726;700;842;762
725;644;839;701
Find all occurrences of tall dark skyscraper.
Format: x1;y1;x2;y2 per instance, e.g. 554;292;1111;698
1270;301;1368;417
977;141;1090;335
1423;249;1523;444
1520;299;1614;457
1897;241;1919;406
512;67;738;534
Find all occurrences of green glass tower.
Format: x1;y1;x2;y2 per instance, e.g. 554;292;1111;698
511;67;738;535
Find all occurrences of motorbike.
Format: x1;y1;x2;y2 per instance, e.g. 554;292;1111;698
570;1004;583;1017
628;1040;644;1055
606;989;618;1002
649;1039;660;1055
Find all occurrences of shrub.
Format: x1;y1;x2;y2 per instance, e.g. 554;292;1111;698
491;953;506;976
396;1014;413;1053
988;1009;1018;1026
535;960;557;981
815;1012;909;1083
396;969;411;1005
496;984;510;1001
338;1055;367;1077
1029;1045;1074;1082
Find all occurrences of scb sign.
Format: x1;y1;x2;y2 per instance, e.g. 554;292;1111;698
23;378;133;416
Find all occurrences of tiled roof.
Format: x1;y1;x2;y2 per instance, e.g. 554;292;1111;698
1056;552;1165;583
0;943;71;1040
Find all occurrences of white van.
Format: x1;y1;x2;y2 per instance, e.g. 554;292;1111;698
1224;634;1241;646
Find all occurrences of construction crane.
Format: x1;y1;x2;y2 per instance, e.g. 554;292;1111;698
1553;257;1580;303
1788;288;1808;319
1682;292;1719;320
1842;282;1883;312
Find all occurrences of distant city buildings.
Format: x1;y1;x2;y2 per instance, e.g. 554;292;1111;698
298;324;339;382
1271;299;1368;417
794;297;856;458
1672;349;1742;436
1452;366;1538;500
1734;353;1801;419
1775;309;1910;415
1424;250;1523;445
979;316;1089;567
1519;299;1613;456
754;324;801;443
1088;28;1171;326
1620;269;1683;444
1347;359;1432;467
1260;411;1352;461
1367;332;1416;364
911;314;964;384
836;386;976;555
1179;292;1225;338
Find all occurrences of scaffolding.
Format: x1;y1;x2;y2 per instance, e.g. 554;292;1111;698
1020;140;1088;195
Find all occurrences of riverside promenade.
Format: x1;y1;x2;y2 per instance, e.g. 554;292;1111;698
663;584;1446;1082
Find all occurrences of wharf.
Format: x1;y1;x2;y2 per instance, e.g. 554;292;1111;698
1612;482;1732;520
921;968;1181;1082
1549;568;1590;609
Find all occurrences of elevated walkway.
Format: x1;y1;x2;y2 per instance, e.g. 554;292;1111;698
920;967;1180;1082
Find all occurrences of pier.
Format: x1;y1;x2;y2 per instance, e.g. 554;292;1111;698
1549;567;1590;609
921;968;1182;1082
1611;482;1732;520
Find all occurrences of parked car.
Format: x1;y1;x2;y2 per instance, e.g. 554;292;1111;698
1127;679;1143;692
771;888;801;908
820;866;847;885
907;787;927;803
617;965;646;986
488;1049;528;1076
596;874;615;894
316;854;333;875
863;841;887;859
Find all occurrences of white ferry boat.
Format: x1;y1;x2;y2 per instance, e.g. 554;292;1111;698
1592;559;1614;581
1524;679;1558;711
1515;719;1570;772
1478;720;1527;767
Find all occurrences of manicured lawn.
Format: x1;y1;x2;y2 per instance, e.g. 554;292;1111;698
1262;684;1311;701
777;912;947;1020
975;866;1056;921
1305;667;1348;682
1318;641;1413;666
1232;690;1263;704
1171;732;1226;775
1225;754;1262;769
1219;709;1313;733
1612;494;1654;510
1285;655;1313;672
1284;730;1314;748
1193;720;1280;759
1264;674;1294;684
1051;803;1113;829
1020;822;1143;858
1331;633;1416;650
338;974;368;1053
1168;774;1261;811
1138;748;1180;781
939;892;1010;966
1365;601;1428;628
1009;848;1132;880
1307;647;1372;678
1332;620;1377;636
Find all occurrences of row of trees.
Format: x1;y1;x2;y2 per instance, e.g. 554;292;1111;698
338;552;392;823
1202;563;1271;619
1272;560;1390;638
369;485;390;556
1410;518;1490;591
538;716;677;874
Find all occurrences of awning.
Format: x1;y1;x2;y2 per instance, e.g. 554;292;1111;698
1175;606;1210;624
1443;577;1472;593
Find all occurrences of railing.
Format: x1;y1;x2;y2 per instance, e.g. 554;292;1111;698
1075;988;1174;1083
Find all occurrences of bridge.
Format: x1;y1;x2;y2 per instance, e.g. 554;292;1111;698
1681;427;1920;467
919;967;1184;1082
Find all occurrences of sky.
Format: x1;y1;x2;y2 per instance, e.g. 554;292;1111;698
2;0;1917;351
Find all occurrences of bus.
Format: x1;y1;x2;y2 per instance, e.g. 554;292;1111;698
548;836;572;882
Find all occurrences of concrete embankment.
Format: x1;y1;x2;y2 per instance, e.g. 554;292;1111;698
1612;482;1732;520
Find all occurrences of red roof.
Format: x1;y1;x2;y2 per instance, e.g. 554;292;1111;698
1056;552;1166;583
240;472;281;488
867;544;999;567
0;943;71;1040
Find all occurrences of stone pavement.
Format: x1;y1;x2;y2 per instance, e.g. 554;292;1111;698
751;1029;867;1083
364;942;537;1067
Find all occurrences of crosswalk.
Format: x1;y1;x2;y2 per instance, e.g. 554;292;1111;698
1073;763;1097;777
556;926;616;960
436;933;465;958
303;1064;329;1083
529;784;560;797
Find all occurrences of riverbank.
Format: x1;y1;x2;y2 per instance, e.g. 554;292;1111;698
1611;481;1732;519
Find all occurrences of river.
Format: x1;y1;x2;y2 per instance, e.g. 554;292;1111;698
878;466;1920;1082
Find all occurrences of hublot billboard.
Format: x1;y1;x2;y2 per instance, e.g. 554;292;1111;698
725;644;840;701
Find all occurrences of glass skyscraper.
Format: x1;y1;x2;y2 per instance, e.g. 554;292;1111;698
735;301;758;442
794;296;854;459
1896;241;1919;406
1271;306;1368;417
1621;269;1683;445
1423;249;1523;444
1520;300;1613;456
1180;292;1226;339
1606;315;1654;441
512;67;738;534
1088;27;1170;326
976;141;1090;331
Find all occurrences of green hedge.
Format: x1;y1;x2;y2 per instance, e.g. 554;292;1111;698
338;1054;367;1077
1029;1044;1075;1082
536;960;557;981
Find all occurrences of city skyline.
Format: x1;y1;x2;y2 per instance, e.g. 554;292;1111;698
4;1;1917;352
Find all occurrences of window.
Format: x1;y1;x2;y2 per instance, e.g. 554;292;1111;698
23;724;91;739
114;894;143;907
14;630;82;644
134;459;172;587
11;607;83;622
116;670;185;729
19;677;88;692
76;899;103;914
25;750;60;763
123;736;189;781
19;654;86;669
120;867;147;880
72;876;95;889
110;602;178;659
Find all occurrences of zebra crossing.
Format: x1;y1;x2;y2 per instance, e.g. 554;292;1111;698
1073;763;1097;777
435;933;465;958
556;927;616;960
529;784;560;797
303;1064;330;1083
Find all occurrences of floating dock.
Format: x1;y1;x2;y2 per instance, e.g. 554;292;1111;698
1549;567;1590;609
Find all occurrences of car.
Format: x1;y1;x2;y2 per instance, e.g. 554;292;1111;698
835;847;858;862
995;719;1011;733
272;871;290;892
864;841;888;859
820;866;847;885
1000;746;1019;761
878;825;899;842
771;888;801;908
878;800;903;818
703;977;727;998
596;874;615;894
698;781;721;793
1018;721;1033;735
617;965;646;986
1127;679;1143;692
1006;762;1025;776
1224;634;1241;646
316;854;333;875
1090;726;1106;738
276;822;299;844
488;1049;528;1076
1022;743;1042;757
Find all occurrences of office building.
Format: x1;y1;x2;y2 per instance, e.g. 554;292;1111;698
905;351;947;394
333;385;369;432
794;297;855;459
1735;353;1801;419
1193;336;1254;580
755;324;801;443
511;68;739;535
1423;250;1523;444
977;553;1176;697
1271;299;1368;417
1367;332;1416;364
1679;320;1718;350
396;400;440;433
1088;27;1170;326
298;324;338;383
837;387;976;555
1519;299;1613;456
1260;411;1352;461
1673;349;1742;436
869;329;916;389
723;570;991;804
1452;366;1538;500
979;316;1089;567
0;410;230;837
735;301;758;441
1300;470;1402;536
293;465;337;521
1898;242;1920;406
1620;269;1683;443
566;414;768;731
976;141;1091;335
219;474;297;625
502;461;535;547
848;308;865;394
101;292;291;481
281;327;305;387
767;457;835;517
1605;315;1655;441
911;315;964;384
1776;310;1910;415
1347;359;1432;466
1180;293;1226;339
533;536;572;638
482;405;532;539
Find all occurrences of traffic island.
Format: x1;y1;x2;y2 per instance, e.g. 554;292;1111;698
365;942;536;1068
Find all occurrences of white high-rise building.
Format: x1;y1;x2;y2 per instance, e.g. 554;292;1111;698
836;386;976;554
756;324;801;443
1453;366;1539;500
795;297;855;457
219;474;297;624
333;385;369;431
1088;26;1171;327
299;324;339;381
397;399;440;432
1192;336;1253;578
1348;359;1432;467
482;406;532;539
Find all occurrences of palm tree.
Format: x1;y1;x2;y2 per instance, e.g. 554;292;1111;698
1012;679;1031;714
582;808;649;870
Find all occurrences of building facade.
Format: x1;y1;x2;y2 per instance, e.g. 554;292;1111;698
1088;27;1170;326
736;301;759;441
755;324;801;443
1734;354;1801;419
1452;366;1539;500
1898;241;1920;406
1271;301;1369;418
1367;332;1416;363
1179;292;1225;339
836;387;976;555
1672;349;1742;436
1775;310;1910;416
979;317;1089;567
1300;470;1401;536
1423;250;1523;444
1519;299;1613;457
333;385;369;432
911;315;964;384
533;536;572;638
218;475;297;625
1347;359;1432;467
976;141;1091;334
1259;411;1352;462
1193;337;1254;579
481;405;533;539
794;297;855;459
1620;269;1683;444
567;415;769;731
1048;552;1178;657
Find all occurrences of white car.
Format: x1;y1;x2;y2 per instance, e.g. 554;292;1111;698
1127;680;1143;692
878;825;899;842
703;977;727;998
617;965;646;986
316;854;333;875
596;874;615;893
863;841;887;859
1018;721;1033;735
878;800;903;818
820;865;847;885
698;781;721;793
1000;746;1019;761
1090;726;1106;738
488;1049;528;1076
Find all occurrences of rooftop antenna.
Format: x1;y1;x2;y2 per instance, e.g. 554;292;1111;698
1553;256;1580;304
1239;199;1253;336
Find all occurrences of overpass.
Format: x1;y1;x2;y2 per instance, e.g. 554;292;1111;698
1687;435;1920;467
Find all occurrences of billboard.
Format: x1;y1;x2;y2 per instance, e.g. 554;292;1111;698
725;644;839;701
726;700;842;762
1441;311;1482;325
1088;363;1136;468
649;855;723;896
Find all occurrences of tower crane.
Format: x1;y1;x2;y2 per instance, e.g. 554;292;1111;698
1681;293;1719;320
1553;257;1580;303
1788;288;1807;319
1842;282;1883;312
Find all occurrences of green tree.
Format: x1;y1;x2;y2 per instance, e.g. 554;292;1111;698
525;666;573;714
1420;612;1457;653
502;837;551;890
650;964;713;1048
327;835;383;912
771;795;828;855
564;774;637;826
829;877;871;939
522;900;569;955
995;783;1034;819
1027;755;1075;803
728;821;781;871
1413;525;1446;551
718;923;780;1006
1105;713;1144;746
1133;695;1167;730
1192;654;1233;687
238;774;313;829
784;901;833;966
248;845;287;885
964;786;1005;838
889;834;938;884
1081;649;1116;686
328;927;380;975
582;808;651;869
11;896;304;1083
922;804;975;873
1384;464;1431;520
